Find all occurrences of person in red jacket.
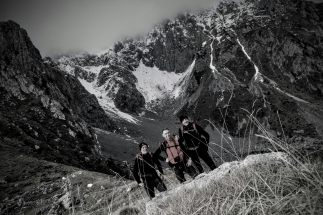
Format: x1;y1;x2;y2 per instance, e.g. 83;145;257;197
154;128;198;183
178;115;216;174
133;142;167;199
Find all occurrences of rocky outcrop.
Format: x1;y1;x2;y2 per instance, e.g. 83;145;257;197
146;152;291;215
55;38;146;115
0;20;117;172
142;13;212;73
73;66;97;82
100;38;144;69
54;52;103;67
97;39;146;113
97;63;145;114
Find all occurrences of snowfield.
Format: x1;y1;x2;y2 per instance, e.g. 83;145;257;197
78;69;140;124
75;60;196;124
133;61;183;102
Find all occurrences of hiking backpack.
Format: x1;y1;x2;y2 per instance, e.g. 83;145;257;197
161;139;184;164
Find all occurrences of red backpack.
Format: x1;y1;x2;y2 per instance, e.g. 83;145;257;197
161;139;184;164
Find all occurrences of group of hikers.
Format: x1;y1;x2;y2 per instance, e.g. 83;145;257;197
133;115;217;199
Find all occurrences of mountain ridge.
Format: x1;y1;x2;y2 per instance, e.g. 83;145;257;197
55;0;323;140
0;20;120;173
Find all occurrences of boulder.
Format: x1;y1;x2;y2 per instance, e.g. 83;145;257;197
146;152;291;215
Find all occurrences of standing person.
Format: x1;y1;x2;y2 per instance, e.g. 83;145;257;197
178;115;217;174
133;142;167;199
154;128;198;183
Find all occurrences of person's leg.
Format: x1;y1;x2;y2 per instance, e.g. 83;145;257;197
173;166;186;183
143;178;155;198
188;149;204;174
197;148;217;170
153;176;167;192
184;164;198;179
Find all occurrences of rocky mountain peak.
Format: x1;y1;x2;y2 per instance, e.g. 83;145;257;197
0;20;42;68
0;20;118;173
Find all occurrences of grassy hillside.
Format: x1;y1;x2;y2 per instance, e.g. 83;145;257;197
2;121;323;215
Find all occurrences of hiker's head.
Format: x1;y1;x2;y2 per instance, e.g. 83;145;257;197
139;142;148;154
179;115;189;126
162;128;172;140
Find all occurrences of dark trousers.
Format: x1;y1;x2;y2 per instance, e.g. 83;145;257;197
187;147;216;174
142;176;167;198
172;161;198;183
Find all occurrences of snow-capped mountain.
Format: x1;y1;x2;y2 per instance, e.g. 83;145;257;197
55;0;323;142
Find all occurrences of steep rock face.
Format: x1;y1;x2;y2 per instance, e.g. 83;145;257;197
56;39;146;115
100;38;143;69
97;39;146;114
175;0;323;139
53;55;100;82
55;52;103;67
97;63;145;114
0;20;117;172
142;13;212;73
73;66;97;82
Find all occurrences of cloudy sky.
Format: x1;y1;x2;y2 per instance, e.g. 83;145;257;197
1;0;221;57
1;0;322;57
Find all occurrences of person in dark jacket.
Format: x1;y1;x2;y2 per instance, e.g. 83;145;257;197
178;115;216;173
154;128;198;183
133;142;167;199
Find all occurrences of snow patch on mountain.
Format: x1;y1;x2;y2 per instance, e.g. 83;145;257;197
235;37;263;82
80;66;104;75
78;74;140;124
133;61;183;103
173;59;196;98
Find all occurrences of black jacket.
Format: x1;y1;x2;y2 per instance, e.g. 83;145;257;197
133;152;163;184
178;122;210;149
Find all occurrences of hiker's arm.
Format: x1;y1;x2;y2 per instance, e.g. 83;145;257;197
153;155;164;175
153;146;166;162
196;124;210;143
178;128;184;143
179;141;189;157
133;158;141;184
179;141;192;165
